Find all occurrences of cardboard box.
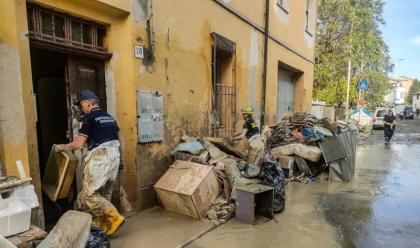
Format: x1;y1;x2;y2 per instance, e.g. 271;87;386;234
154;160;219;219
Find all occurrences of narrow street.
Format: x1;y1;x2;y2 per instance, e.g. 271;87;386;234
186;119;420;248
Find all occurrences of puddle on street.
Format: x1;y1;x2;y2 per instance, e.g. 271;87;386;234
188;144;420;248
321;144;420;248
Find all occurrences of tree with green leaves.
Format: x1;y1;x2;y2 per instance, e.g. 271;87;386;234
315;0;393;108
408;78;420;104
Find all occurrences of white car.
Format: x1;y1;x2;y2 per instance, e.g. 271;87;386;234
372;108;389;129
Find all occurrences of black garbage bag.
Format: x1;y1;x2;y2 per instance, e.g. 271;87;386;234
85;225;110;248
259;154;286;213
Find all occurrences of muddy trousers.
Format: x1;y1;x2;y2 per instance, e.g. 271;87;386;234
384;126;394;142
247;135;265;167
76;141;120;218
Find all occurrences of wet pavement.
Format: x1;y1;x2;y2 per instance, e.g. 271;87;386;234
186;119;420;248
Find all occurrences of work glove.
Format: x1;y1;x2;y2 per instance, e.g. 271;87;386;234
54;144;66;152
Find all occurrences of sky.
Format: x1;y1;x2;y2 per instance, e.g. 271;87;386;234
381;0;420;79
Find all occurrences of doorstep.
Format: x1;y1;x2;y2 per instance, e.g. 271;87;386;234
111;206;217;248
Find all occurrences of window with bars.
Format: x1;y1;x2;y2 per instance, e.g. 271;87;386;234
277;0;289;14
27;4;107;53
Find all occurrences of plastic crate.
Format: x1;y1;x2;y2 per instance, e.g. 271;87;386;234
0;198;31;237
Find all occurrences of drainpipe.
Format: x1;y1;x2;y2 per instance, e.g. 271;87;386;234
261;0;270;127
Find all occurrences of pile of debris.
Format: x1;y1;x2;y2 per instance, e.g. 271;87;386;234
155;112;357;225
154;134;286;225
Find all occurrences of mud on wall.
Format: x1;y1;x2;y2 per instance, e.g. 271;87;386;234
131;0;315;209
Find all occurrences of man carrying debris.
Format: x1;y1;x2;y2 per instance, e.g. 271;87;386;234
55;90;125;236
383;109;396;145
230;106;265;167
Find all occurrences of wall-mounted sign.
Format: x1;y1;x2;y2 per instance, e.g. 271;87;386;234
134;45;144;59
137;91;164;143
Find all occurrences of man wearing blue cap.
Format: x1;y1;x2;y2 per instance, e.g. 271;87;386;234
55;90;125;236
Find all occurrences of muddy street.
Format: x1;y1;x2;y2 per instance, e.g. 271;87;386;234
186;119;420;248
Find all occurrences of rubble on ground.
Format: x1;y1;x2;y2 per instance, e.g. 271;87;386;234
155;112;358;225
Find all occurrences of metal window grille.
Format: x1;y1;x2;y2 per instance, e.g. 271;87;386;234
211;33;236;138
27;4;107;53
213;83;236;138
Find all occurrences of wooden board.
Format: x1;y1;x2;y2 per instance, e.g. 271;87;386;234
203;137;245;159
7;226;47;247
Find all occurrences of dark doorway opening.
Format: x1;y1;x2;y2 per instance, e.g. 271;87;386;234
30;47;71;229
30;46;107;229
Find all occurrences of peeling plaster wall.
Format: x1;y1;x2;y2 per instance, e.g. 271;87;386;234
0;0;43;226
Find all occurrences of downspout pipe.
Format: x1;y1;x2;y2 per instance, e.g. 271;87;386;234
261;0;270;127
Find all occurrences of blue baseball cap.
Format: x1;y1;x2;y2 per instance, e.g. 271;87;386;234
75;90;98;105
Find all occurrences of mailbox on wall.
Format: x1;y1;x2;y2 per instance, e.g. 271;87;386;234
137;91;164;143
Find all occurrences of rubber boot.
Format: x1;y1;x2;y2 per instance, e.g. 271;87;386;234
92;216;109;232
105;207;125;236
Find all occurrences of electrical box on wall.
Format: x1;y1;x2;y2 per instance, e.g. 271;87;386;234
137;91;164;143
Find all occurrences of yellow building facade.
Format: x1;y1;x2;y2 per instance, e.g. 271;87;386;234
0;0;316;223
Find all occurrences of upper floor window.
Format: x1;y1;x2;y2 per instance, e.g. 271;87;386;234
305;0;314;35
27;3;107;53
277;0;289;14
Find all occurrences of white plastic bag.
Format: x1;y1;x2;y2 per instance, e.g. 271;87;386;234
10;185;39;208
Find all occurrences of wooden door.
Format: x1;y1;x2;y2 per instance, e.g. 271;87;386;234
66;56;106;139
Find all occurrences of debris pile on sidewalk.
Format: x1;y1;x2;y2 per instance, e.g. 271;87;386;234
154;112;357;225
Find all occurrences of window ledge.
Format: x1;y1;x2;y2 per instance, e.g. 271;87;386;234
276;4;289;14
305;29;313;37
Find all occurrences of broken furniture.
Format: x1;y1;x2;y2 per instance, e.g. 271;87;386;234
235;184;274;224
154;160;220;219
42;146;78;202
318;130;357;182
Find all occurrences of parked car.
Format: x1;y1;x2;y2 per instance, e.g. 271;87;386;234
372;107;389;129
402;107;414;120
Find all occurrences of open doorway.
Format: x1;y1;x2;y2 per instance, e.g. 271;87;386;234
27;2;110;230
30;46;107;229
30;47;71;229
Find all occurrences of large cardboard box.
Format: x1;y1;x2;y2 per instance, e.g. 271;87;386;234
154;160;219;219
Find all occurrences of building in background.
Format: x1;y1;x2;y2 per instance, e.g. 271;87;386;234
412;92;420;111
0;0;317;225
385;76;414;105
385;76;414;106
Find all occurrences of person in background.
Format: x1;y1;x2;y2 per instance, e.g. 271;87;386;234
55;90;125;236
383;109;396;144
230;106;265;167
416;108;419;118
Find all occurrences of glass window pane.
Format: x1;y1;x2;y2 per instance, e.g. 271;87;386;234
82;23;92;44
71;20;82;42
41;11;53;35
27;8;34;32
54;15;65;38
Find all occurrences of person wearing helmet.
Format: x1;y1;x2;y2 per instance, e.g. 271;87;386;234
54;90;125;236
231;106;265;167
